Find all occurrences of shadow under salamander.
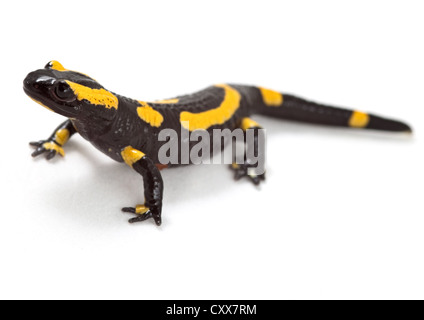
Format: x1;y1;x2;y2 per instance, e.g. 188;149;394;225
40;116;413;226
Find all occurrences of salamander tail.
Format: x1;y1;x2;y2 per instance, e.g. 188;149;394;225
255;90;412;133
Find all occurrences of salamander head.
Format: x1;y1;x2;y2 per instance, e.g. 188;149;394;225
23;61;118;119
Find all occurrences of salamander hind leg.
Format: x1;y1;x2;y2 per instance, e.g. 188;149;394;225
231;163;266;186
229;117;266;186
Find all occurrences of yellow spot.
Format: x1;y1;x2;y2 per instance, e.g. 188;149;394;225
154;98;179;104
349;110;370;128
48;60;97;80
49;60;67;71
180;84;241;131
66;81;118;109
259;87;283;106
240;117;260;131
121;146;145;167
43;142;65;157
135;205;149;215
29;97;53;112
232;163;240;170
137;102;164;127
54;129;70;146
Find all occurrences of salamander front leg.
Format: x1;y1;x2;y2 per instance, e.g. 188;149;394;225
120;146;163;226
230;117;266;186
30;119;77;160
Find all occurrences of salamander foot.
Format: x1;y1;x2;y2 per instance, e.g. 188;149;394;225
29;140;64;160
122;204;162;225
230;163;266;186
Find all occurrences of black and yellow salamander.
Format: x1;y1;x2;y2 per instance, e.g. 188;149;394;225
23;61;412;225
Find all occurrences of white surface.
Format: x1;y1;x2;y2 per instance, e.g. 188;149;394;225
0;0;423;300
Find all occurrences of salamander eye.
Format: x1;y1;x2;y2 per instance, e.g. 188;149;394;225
53;81;76;102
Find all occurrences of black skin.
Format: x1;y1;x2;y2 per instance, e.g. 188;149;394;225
122;157;163;225
30;120;76;159
232;126;266;186
23;63;268;225
24;63;166;225
24;61;412;225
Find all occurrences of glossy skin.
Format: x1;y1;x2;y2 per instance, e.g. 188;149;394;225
24;65;259;164
23;61;412;225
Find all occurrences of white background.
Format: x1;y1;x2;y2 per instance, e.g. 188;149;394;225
0;0;423;300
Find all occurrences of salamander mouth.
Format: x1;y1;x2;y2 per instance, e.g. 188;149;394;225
23;86;39;99
23;86;50;106
23;85;79;117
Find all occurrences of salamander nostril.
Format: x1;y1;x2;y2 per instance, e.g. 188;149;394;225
23;78;31;89
34;83;40;89
24;73;36;89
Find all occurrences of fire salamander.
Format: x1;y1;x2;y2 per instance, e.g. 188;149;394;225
23;61;412;225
